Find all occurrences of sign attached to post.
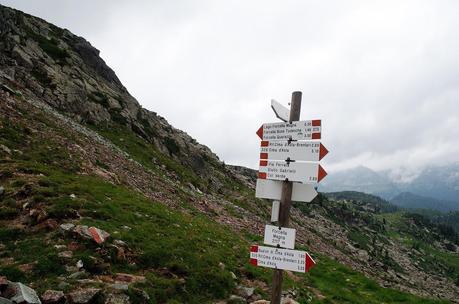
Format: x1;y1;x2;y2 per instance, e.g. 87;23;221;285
256;179;318;202
264;225;296;249
270;99;289;122
256;120;321;141
250;245;315;273
258;160;327;184
260;140;328;162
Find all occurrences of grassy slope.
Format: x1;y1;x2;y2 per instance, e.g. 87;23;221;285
0;97;453;303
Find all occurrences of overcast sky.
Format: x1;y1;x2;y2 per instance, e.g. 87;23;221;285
2;1;459;180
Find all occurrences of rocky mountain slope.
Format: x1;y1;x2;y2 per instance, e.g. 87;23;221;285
0;4;458;304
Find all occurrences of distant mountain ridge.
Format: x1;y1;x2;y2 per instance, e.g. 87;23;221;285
320;165;459;212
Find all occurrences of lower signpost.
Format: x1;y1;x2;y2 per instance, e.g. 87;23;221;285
250;245;315;273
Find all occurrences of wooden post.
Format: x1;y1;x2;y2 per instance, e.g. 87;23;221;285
271;91;302;304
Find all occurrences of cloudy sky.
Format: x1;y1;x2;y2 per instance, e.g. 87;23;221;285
2;1;459;179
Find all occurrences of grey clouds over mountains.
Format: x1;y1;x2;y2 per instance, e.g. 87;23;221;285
1;1;459;180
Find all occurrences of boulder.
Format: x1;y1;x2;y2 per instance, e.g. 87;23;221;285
235;285;254;298
0;298;13;304
10;282;41;304
114;274;145;284
67;288;101;304
40;290;65;304
59;223;75;233
228;295;246;303
104;294;130;304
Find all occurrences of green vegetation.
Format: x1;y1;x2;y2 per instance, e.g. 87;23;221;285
305;256;449;304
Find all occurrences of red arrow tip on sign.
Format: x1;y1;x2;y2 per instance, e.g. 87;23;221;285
318;165;327;183
256;125;263;139
306;253;316;272
319;143;329;160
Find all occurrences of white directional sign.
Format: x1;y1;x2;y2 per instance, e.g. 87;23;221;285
264;225;296;249
250;245;315;273
256;120;321;141
270;99;289;122
258;160;327;184
255;179;318;202
260;140;328;162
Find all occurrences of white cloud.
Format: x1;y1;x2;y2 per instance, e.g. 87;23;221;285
2;0;459;179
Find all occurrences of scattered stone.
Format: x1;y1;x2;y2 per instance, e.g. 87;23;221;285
0;145;11;155
54;245;67;250
73;225;92;240
65;266;78;273
250;301;269;304
235;285;254;298
41;290;64;304
113;240;126;247
69;194;76;199
67;242;81;251
121;226;131;231
114;273;145;284
10;282;42;304
104;293;130;304
68;271;87;280
60;223;75;233
67;288;101;304
58;251;73;259
56;282;70;291
281;298;299;304
0;297;13;304
218;262;225;270
73;225;110;244
76;260;83;269
0;187;5;197
18;263;35;273
0;276;8;287
228;295;245;303
88;226;110;244
108;283;128;291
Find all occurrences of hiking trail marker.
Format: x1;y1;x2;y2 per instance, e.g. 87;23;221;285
260;140;328;162
251;92;329;304
250;245;316;273
256;120;321;141
263;224;296;249
256;179;318;203
258;160;327;184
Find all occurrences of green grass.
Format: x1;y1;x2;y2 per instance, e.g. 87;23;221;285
304;256;450;304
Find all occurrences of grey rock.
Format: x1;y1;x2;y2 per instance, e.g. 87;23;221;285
235;285;254;298
56;282;70;291
58;251;73;259
11;46;33;69
0;145;11;154
230;271;237;280
104;294;130;304
0;186;4;196
67;288;101;304
108;284;128;291
40;290;65;304
10;282;41;304
68;271;87;280
59;223;75;232
228;295;246;304
0;297;13;304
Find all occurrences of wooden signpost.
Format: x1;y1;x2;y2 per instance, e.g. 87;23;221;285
251;91;329;304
